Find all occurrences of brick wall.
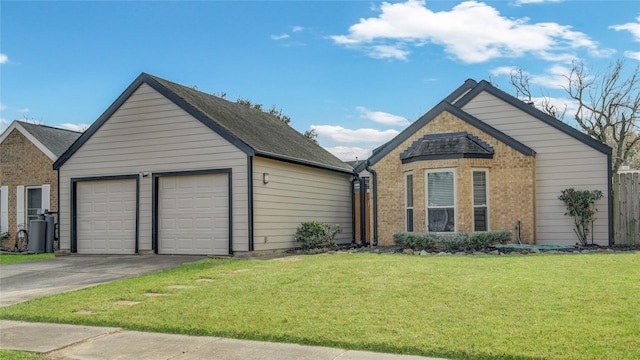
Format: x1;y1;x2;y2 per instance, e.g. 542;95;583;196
370;111;535;246
0;129;58;247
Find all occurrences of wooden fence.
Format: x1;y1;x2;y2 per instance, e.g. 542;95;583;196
613;172;640;246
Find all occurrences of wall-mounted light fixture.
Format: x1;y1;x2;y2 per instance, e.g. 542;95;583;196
263;173;269;184
139;171;149;178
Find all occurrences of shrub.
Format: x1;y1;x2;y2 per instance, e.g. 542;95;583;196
393;231;512;252
558;188;603;246
295;221;342;250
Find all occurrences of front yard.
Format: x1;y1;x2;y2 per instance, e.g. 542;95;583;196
1;252;638;359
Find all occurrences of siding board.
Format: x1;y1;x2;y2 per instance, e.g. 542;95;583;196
462;91;610;245
59;84;249;252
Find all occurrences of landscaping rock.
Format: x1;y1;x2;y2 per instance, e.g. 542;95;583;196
436;252;447;256
403;249;414;255
420;250;430;256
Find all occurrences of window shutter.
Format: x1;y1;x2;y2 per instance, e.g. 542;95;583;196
16;186;24;227
0;186;8;233
41;184;51;212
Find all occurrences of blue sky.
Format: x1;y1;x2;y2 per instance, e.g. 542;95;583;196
1;0;639;160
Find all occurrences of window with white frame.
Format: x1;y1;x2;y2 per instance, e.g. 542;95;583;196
426;170;455;232
26;186;43;224
472;169;489;231
405;172;414;232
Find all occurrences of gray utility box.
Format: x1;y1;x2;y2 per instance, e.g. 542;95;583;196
27;220;47;253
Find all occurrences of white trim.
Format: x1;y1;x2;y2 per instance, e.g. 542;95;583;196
471;168;490;232
41;184;51;212
404;172;414;232
16;186;25;228
425;168;457;233
0;186;8;233
26;186;43;224
0;121;58;161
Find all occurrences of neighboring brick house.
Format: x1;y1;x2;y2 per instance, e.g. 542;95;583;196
0;121;82;247
356;79;612;247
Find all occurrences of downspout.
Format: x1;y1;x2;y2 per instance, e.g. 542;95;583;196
351;174;358;246
359;176;367;245
607;153;613;247
365;161;378;246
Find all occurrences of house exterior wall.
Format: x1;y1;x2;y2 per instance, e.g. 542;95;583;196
58;83;250;253
252;157;353;251
0;129;58;247
461;91;610;245
370;111;535;246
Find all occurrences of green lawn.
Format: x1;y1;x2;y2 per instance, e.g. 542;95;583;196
0;253;55;265
1;253;638;360
0;350;45;360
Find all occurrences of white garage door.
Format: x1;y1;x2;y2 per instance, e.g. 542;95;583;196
158;173;229;255
77;179;137;254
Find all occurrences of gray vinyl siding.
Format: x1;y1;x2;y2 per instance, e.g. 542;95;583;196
58;83;249;252
461;91;609;245
252;157;352;251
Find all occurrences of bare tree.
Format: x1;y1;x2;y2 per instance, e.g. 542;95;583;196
509;68;567;120
509;60;640;173
565;60;640;173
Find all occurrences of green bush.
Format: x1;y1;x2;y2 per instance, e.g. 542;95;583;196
295;221;342;250
558;188;603;246
393;231;512;252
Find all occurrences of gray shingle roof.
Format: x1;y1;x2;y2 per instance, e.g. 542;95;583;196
18;121;82;158
147;74;352;172
400;132;494;163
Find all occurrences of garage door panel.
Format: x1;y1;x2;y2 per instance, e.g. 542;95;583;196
158;173;229;255
77;179;136;254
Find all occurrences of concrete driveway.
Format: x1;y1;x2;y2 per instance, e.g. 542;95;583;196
0;255;205;307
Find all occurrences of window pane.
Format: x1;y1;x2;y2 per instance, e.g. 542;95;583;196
474;207;487;231
428;172;454;206
473;171;487;206
406;174;413;207
27;188;42;209
406;208;414;232
428;208;455;232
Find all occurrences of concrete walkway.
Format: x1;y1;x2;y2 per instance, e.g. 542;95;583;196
1;320;446;360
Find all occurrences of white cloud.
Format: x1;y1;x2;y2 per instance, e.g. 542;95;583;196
0;103;7;111
0;54;8;64
18;108;30;113
491;65;569;89
324;146;371;161
513;0;561;5
292;26;304;33
623;51;640;61
60;123;90;132
611;17;640;42
313;124;399;143
331;0;607;63
271;33;290;40
356;106;410;126
0;117;9;128
369;45;409;60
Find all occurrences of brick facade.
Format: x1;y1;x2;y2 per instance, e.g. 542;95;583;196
0;129;58;247
370;111;535;246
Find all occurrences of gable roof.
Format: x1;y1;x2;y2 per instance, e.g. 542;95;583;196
54;73;352;173
361;78;613;171
454;80;612;155
400;132;495;163
0;120;82;161
363;100;535;170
